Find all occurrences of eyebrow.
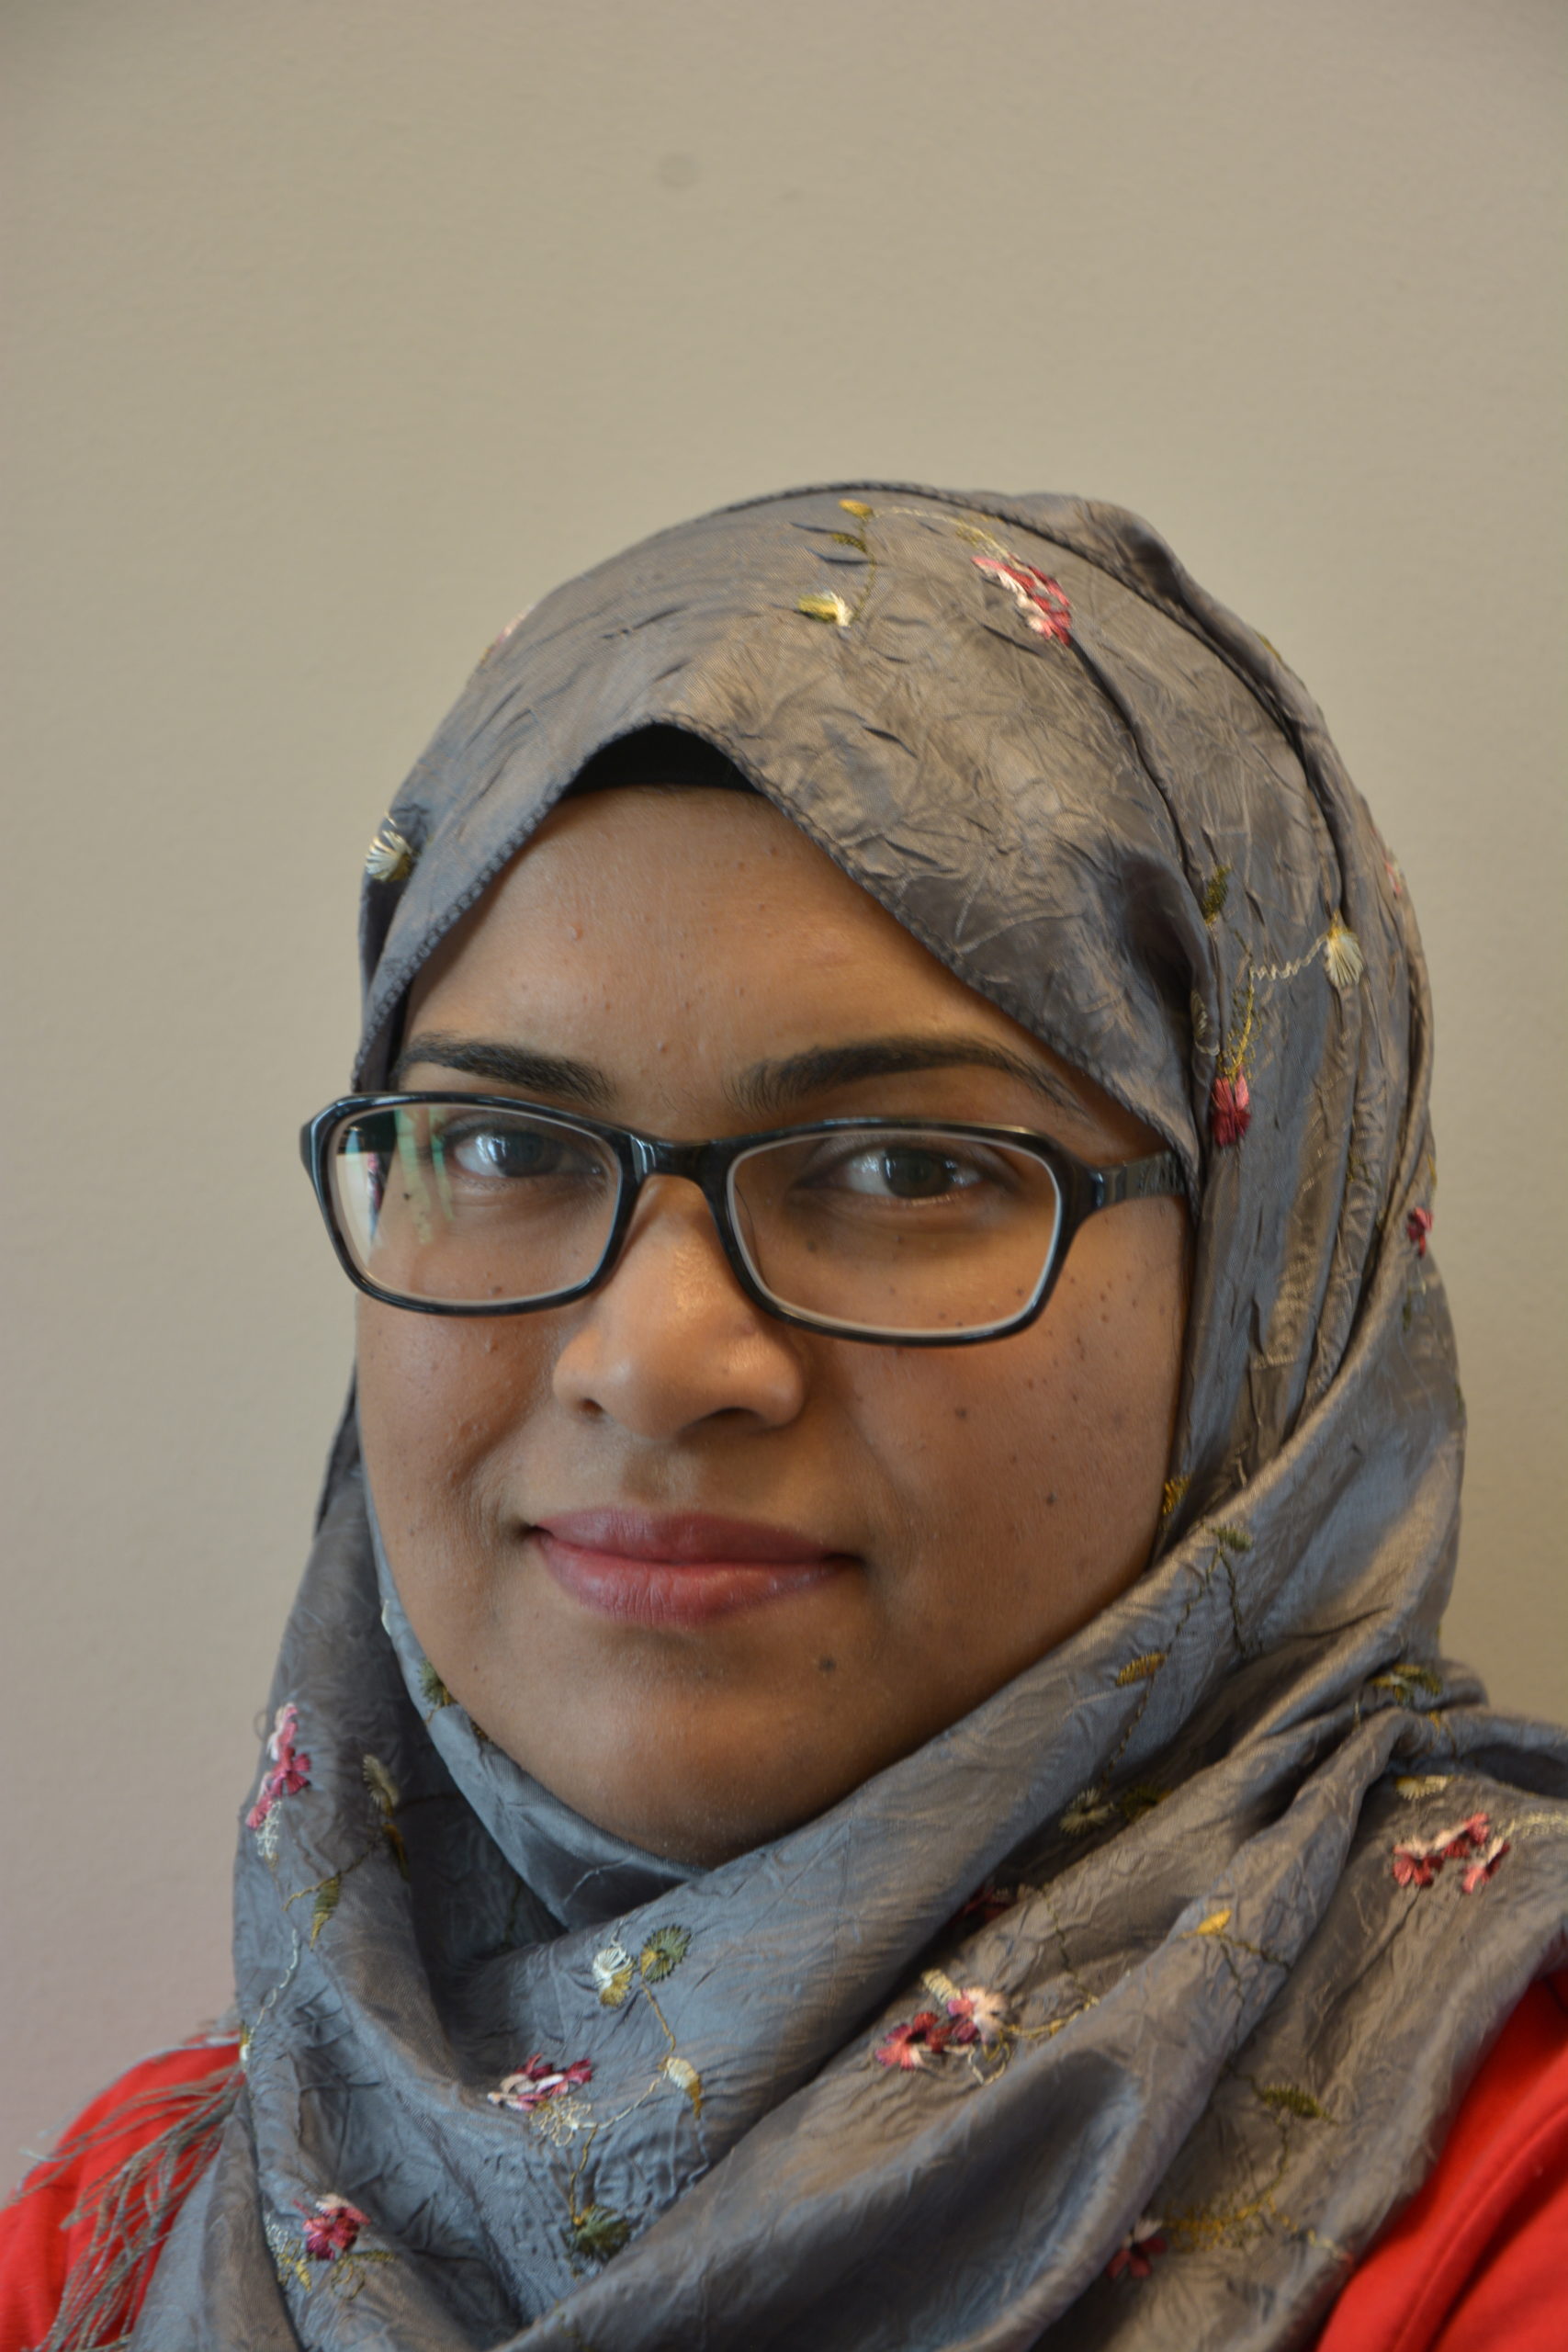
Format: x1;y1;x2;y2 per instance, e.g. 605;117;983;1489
393;1034;614;1106
729;1035;1090;1122
398;1029;1089;1123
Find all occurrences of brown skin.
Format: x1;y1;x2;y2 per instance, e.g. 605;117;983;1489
358;787;1188;1866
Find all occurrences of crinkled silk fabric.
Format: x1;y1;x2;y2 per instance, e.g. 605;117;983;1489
136;488;1568;2348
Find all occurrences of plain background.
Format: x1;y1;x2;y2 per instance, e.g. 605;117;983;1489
2;0;1563;2184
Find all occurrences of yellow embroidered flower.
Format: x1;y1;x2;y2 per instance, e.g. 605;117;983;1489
797;591;853;627
592;1943;634;2006
1323;917;1365;992
365;819;415;884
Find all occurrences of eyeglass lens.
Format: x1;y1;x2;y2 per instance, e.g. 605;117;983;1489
328;1103;1065;1338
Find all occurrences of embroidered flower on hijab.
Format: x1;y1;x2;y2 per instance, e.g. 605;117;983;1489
797;591;853;627
1107;2216;1168;2281
1210;1070;1252;1148
953;1880;1018;1928
365;819;415;885
300;2195;369;2260
876;2010;952;2070
878;1975;1010;2069
245;1702;311;1832
972;554;1072;642
1406;1205;1434;1257
1323;916;1366;992
489;2054;594;2112
1461;1831;1511;1894
1392;1811;1502;1892
942;1985;1010;2045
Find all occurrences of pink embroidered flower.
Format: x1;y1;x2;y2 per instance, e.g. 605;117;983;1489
942;1985;1010;2046
300;2194;368;2259
954;1881;1015;1928
1107;2215;1167;2281
1210;1071;1252;1148
489;2053;594;2111
1461;1832;1510;1894
875;2010;952;2070
246;1702;311;1831
1393;1812;1500;1892
1441;1813;1491;1857
1406;1206;1434;1257
972;555;1072;643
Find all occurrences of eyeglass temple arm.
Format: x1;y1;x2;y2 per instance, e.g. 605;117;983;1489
1092;1149;1188;1206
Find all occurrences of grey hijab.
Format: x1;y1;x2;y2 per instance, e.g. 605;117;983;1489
138;486;1568;2348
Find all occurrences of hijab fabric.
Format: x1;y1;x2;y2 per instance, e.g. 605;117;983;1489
136;486;1568;2349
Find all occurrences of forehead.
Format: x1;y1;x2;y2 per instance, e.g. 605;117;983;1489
407;786;991;1032
400;786;1158;1154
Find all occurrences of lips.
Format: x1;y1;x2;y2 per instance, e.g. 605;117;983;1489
532;1510;850;1627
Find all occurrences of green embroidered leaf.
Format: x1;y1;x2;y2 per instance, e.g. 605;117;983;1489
1257;2082;1329;2121
1373;1662;1444;1700
662;2054;704;2118
1115;1651;1166;1687
1060;1789;1116;1837
1213;1524;1252;1555
568;2202;632;2263
639;1924;692;1982
830;530;865;546
418;1660;453;1711
592;1943;635;2007
382;1820;411;1881
310;1876;342;1944
1190;989;1214;1051
1118;1783;1168;1823
1159;1475;1190;1519
1199;865;1232;923
797;592;852;626
362;1753;400;1813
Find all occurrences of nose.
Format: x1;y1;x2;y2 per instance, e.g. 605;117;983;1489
550;1176;809;1439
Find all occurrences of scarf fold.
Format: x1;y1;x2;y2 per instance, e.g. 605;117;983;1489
134;485;1568;2349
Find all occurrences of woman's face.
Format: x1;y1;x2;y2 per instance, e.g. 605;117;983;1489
358;786;1188;1865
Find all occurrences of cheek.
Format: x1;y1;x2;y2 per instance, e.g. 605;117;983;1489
844;1209;1184;1621
355;1304;551;1544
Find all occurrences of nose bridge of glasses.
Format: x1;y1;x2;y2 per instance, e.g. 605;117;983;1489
609;1141;750;1303
630;1134;714;1185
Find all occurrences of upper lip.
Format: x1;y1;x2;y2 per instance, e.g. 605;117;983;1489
532;1510;842;1565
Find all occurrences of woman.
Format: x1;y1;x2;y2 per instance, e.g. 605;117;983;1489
5;484;1565;2348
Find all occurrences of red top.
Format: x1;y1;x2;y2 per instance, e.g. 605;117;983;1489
4;1980;1567;2350
1318;1973;1568;2352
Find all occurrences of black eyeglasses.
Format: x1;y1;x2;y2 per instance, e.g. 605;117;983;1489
300;1093;1185;1348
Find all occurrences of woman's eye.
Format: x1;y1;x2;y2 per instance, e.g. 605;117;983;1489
446;1125;570;1181
831;1145;984;1200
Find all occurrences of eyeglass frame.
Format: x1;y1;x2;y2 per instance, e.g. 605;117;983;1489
299;1091;1187;1349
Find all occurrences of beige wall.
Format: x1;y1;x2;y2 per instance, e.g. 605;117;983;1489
3;0;1562;2180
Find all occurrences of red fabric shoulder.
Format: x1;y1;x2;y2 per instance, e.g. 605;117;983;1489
1318;1973;1568;2351
0;2037;241;2352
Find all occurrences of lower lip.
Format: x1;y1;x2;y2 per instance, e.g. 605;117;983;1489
535;1532;847;1627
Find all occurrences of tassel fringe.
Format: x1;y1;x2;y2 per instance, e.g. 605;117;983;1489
28;2058;241;2351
